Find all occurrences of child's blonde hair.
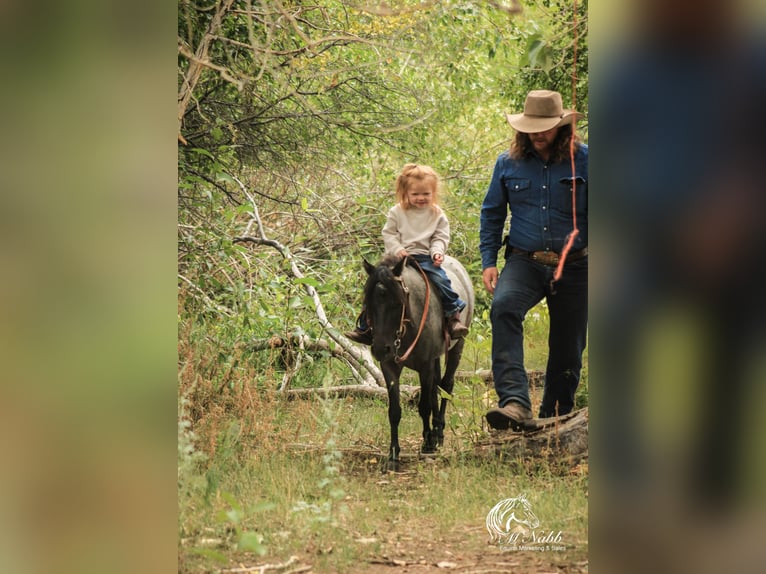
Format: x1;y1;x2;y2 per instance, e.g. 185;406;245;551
395;163;441;210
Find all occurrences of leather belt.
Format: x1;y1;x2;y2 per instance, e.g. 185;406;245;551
511;247;588;267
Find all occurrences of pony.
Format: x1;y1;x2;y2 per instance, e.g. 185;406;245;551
361;254;474;468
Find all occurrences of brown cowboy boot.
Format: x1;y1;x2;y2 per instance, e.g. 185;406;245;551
446;312;469;339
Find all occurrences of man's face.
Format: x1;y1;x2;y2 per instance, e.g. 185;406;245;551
529;126;559;156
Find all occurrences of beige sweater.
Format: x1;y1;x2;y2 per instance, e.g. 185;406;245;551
382;204;450;258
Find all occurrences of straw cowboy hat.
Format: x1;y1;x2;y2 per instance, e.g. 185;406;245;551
505;90;584;133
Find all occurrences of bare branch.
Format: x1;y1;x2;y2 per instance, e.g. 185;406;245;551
178;41;245;90
230;175;384;387
178;0;237;131
284;384;420;401
278;334;303;392
178;273;235;317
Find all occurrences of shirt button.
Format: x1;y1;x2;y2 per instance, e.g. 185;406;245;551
544;226;548;231
542;185;547;189
542;205;547;210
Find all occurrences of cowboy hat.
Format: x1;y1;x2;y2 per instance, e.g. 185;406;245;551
505;90;584;133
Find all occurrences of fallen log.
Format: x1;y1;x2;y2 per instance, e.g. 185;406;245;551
281;370;544;402
475;407;588;465
283;384;420;400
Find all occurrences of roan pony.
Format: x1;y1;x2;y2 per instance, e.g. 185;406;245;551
361;254;474;469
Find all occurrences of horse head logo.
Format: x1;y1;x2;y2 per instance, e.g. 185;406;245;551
486;494;540;544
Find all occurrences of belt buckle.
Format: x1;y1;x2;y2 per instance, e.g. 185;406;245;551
532;251;558;266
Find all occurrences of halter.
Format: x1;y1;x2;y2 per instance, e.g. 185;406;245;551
393;258;431;364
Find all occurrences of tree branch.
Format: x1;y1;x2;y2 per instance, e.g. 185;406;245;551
178;273;235;317
178;0;238;131
231;175;384;387
284;384;419;401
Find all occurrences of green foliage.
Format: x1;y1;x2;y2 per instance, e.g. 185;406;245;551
178;3;589;569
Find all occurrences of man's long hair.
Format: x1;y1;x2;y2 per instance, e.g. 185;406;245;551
510;124;581;163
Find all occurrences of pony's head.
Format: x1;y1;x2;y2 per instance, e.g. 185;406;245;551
362;255;408;362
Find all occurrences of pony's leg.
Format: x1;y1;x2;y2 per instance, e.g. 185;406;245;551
429;357;443;448
383;362;403;469
418;362;438;454
435;339;465;447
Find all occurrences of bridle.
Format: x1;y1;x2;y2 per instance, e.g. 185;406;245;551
378;258;431;364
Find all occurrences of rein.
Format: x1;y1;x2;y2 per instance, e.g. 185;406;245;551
394;258;431;364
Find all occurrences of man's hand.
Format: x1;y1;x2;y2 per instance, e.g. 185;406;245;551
482;267;498;294
397;249;408;258
432;253;444;267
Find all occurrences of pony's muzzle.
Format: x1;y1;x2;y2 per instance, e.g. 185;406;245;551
371;343;394;362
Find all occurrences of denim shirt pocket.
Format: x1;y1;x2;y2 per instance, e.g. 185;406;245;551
555;175;586;213
503;177;531;201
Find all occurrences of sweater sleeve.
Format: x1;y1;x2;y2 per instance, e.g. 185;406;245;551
430;209;450;257
382;207;405;256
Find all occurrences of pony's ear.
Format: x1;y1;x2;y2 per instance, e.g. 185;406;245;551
363;259;375;276
392;256;406;277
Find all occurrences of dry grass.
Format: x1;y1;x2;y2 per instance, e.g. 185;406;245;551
178;319;588;573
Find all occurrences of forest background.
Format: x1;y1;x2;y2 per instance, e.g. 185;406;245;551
178;1;588;572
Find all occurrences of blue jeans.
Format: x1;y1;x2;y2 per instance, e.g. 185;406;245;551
410;254;466;317
490;253;587;417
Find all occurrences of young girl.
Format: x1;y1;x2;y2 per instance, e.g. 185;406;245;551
346;163;469;344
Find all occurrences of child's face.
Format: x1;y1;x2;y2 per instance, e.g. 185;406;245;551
405;180;435;209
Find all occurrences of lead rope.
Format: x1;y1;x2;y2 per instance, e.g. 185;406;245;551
552;0;580;286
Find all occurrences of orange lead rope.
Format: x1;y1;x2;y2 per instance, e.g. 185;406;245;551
552;0;580;285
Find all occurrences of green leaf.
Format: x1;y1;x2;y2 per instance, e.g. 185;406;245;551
216;172;236;184
190;147;215;159
301;197;309;211
225;508;243;525
526;38;546;68
288;296;303;309
191;548;228;563
295;277;320;288
238;531;267;555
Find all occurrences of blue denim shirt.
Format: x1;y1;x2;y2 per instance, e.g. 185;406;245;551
479;144;588;269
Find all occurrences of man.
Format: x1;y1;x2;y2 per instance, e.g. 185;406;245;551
480;89;588;430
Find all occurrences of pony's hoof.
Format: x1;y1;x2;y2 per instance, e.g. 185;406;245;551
386;458;401;472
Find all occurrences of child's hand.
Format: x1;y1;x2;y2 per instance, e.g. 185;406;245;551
397;249;408;258
432;253;443;266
